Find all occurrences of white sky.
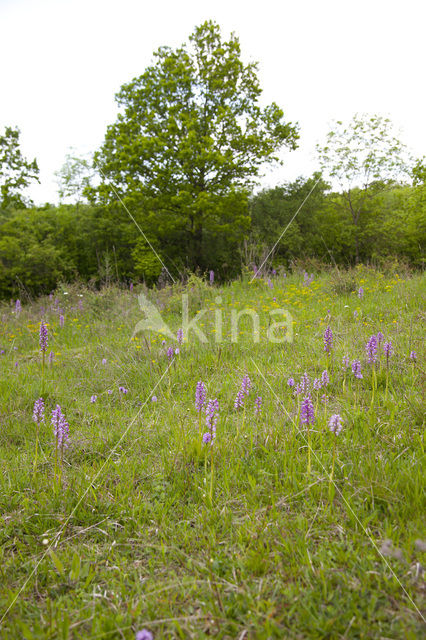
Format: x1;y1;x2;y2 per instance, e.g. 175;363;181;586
1;0;425;205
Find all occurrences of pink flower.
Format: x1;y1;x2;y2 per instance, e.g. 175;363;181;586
329;414;343;435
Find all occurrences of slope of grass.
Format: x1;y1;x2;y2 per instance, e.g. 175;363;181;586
0;266;425;639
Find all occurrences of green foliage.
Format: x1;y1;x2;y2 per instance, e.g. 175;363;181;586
412;157;426;185
317;114;408;187
361;184;426;266
1;35;422;298
131;238;163;284
248;174;329;265
0;207;76;297
316;114;411;262
0;173;423;299
0;126;39;209
89;20;298;270
55;149;95;203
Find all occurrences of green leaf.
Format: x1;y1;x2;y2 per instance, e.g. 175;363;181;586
48;549;65;577
69;552;81;581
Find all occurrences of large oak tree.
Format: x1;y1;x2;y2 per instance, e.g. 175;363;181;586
90;21;298;271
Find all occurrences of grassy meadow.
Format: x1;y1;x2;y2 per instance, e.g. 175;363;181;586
0;266;425;639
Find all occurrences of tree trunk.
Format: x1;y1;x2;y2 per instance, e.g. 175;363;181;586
354;232;360;264
191;224;203;270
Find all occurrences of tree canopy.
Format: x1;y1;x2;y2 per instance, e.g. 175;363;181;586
90;20;299;270
55;149;95;204
412;157;426;185
0;126;39;210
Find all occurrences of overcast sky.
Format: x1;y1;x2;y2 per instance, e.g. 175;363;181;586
1;0;425;205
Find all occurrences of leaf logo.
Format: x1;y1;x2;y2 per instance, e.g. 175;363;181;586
132;293;174;340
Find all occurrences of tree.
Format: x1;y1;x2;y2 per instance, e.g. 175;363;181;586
0;126;39;209
0;206;76;297
412;157;426;185
55;149;95;204
316;114;410;262
90;20;298;271
132;238;163;285
249;174;329;264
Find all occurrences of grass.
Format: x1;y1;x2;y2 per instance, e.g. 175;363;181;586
0;266;425;639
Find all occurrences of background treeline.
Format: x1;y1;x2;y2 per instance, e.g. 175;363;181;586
1;173;424;299
1;22;425;300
